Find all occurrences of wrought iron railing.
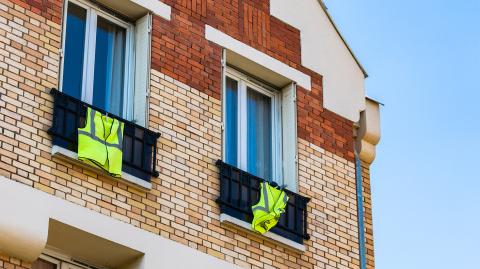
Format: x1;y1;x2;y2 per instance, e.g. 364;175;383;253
216;160;310;244
48;89;160;182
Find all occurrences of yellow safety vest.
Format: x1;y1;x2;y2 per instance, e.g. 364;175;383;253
251;181;289;234
78;107;124;177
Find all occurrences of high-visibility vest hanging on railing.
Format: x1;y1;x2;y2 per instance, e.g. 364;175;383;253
251;181;289;234
78;107;124;177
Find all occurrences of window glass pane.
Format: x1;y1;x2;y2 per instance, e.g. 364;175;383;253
225;77;238;166
247;87;272;180
62;3;86;99
92;16;126;117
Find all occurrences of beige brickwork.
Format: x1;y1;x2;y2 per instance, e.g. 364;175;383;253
0;1;375;268
0;254;31;269
0;0;60;185
297;139;360;269
361;164;375;269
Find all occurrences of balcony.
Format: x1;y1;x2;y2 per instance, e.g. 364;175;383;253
48;89;160;187
216;160;310;247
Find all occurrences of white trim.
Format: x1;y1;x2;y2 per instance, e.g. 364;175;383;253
0;177;238;268
220;49;227;160
130;0;171;20
219;214;306;252
83;6;96;104
205;25;311;90
58;0;70;94
123;23;135;121
237;78;247;170
272;92;282;182
51;145;152;190
281;82;298;192
132;13;152;126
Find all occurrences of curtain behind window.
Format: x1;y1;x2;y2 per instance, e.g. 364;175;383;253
247;87;272;180
93;17;126;117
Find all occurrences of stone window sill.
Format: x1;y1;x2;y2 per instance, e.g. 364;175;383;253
219;213;306;252
51;145;152;190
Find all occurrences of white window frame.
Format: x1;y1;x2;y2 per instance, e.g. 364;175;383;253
38;248;108;269
59;0;135;119
36;254;92;269
223;67;283;183
36;254;62;269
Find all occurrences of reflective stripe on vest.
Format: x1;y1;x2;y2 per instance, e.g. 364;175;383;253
78;107;124;177
251;181;289;234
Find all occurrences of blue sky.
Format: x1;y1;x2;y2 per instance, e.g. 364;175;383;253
322;1;480;268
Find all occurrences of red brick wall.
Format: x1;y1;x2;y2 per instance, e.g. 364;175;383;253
152;0;354;161
8;0;62;24
297;72;355;161
0;255;30;269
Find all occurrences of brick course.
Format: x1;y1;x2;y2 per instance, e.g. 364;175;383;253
151;0;354;160
7;0;61;24
0;255;31;269
0;0;374;268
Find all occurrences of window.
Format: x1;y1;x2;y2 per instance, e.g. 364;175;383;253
61;0;133;118
32;254;101;269
223;68;282;183
60;0;151;125
32;258;58;269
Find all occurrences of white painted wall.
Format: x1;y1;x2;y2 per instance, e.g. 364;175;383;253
270;0;366;122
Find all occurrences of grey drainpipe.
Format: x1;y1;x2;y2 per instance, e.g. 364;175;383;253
355;150;367;269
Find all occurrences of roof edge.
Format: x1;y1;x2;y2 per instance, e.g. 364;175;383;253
366;96;384;106
318;0;368;78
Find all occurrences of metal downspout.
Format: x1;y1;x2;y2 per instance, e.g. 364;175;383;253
355;151;367;269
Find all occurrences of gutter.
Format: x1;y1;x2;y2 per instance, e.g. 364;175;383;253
317;0;369;78
354;151;367;269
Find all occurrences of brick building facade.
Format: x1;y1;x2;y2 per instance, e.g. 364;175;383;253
0;0;381;268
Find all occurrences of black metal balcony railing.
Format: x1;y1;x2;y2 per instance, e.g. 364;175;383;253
48;89;160;182
216;160;310;244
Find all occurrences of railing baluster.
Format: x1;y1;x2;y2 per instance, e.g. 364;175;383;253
248;171;252;216
141;131;147;172
152;133;160;177
216;160;310;243
49;89;160;182
227;166;232;205
238;170;243;209
304;198;310;240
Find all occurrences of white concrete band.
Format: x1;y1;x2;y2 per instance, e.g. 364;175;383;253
0;176;239;268
131;0;171;20
219;213;306;252
51;146;152;190
205;25;312;90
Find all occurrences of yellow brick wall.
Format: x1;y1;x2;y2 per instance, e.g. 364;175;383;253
361;164;375;269
297;140;360;268
0;255;31;269
0;1;375;268
0;1;60;185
